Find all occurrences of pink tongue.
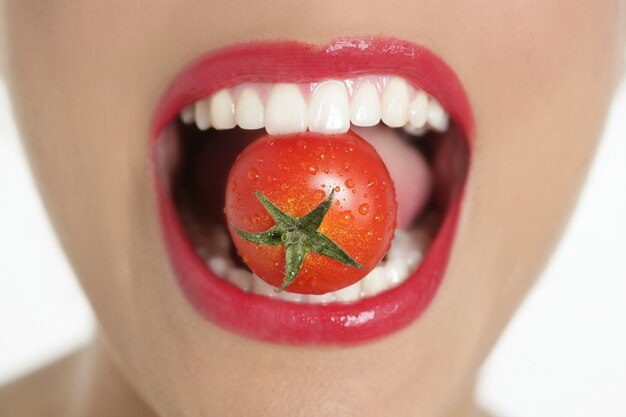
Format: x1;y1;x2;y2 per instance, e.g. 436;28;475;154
353;126;432;229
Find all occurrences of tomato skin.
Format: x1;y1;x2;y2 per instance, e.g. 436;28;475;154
224;131;397;295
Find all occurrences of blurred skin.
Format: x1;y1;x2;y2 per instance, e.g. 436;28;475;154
0;1;625;416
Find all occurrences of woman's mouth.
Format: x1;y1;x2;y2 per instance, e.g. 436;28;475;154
151;38;473;345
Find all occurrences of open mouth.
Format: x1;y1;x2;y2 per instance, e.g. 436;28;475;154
151;38;473;345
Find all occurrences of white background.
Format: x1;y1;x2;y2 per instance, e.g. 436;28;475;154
0;79;624;416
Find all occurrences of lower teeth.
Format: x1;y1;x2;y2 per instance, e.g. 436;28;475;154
194;219;435;304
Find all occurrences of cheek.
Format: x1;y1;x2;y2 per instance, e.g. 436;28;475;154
449;0;625;317
462;0;624;196
1;0;168;359
468;0;624;125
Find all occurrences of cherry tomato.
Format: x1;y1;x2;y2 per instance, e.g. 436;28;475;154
224;130;397;295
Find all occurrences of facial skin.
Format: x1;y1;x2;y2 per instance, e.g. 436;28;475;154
1;1;625;416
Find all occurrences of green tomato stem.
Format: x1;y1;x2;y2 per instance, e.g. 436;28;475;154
233;190;363;292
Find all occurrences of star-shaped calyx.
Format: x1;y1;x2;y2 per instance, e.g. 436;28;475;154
233;190;363;292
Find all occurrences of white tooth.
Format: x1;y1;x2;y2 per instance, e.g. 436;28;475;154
181;105;195;124
350;82;381;127
306;292;335;304
386;229;424;271
405;249;423;269
403;123;429;137
408;90;429;129
277;290;305;303
227;268;252;292
333;280;362;302
427;98;449;132
210;89;236;130
361;267;391;297
384;258;410;285
308;80;350;133
208;256;233;279
265;84;307;135
250;274;277;297
194;99;212;130
381;77;410;128
387;230;412;259
235;87;264;130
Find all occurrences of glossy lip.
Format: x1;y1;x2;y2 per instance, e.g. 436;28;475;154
151;37;474;345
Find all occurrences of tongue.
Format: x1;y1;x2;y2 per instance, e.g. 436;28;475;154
352;126;432;229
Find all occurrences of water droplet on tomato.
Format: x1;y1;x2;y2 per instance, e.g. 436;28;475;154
247;168;259;181
300;162;318;175
322;166;330;174
257;156;264;163
345;179;355;189
358;203;369;215
281;183;289;190
374;213;383;222
313;190;325;200
366;177;377;188
297;139;308;149
339;210;354;222
334;186;341;192
343;162;350;170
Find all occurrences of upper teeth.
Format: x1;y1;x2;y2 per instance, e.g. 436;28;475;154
180;76;449;136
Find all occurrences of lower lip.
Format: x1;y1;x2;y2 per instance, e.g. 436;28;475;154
151;38;473;345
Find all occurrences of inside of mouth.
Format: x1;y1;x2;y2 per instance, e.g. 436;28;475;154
156;79;469;305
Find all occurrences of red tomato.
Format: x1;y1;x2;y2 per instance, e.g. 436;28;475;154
224;131;397;295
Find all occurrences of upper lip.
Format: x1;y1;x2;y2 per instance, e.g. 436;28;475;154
151;37;474;345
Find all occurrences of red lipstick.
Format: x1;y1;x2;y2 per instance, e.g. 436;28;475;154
151;38;473;345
